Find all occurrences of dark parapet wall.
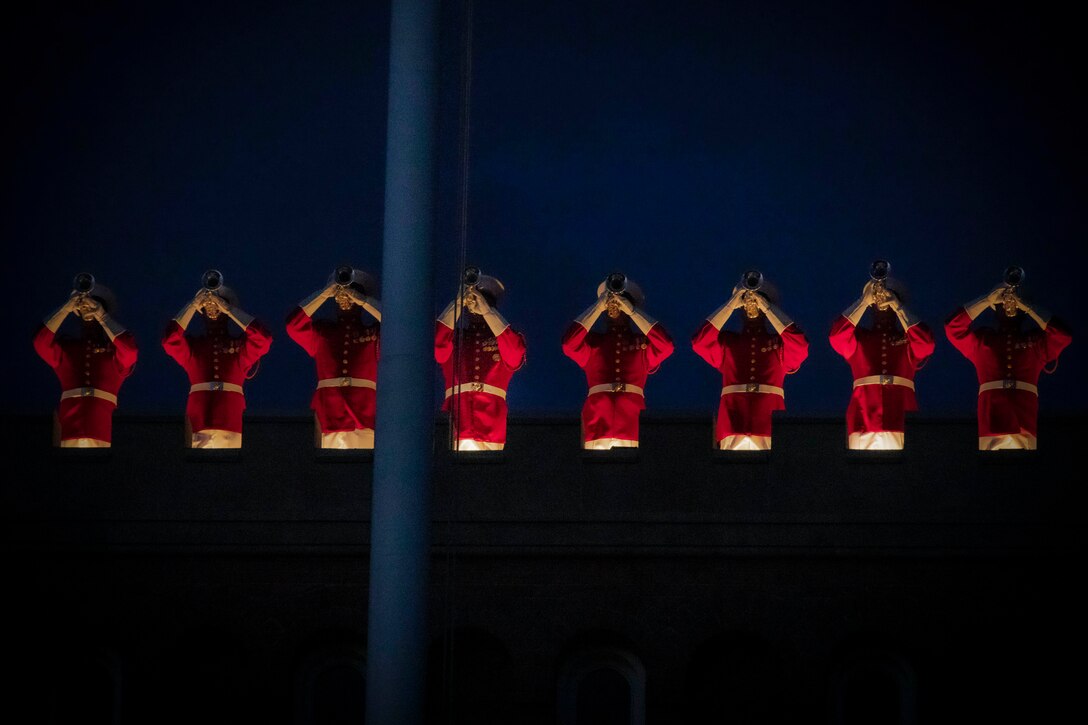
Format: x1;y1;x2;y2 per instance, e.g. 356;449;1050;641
3;415;1084;723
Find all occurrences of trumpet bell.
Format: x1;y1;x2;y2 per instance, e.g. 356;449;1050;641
202;269;224;291
605;272;627;294
334;266;355;286
741;270;763;291
1003;265;1025;287
73;272;95;294
870;259;891;282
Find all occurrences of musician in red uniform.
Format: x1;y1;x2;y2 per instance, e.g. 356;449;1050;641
829;263;935;450
34;275;138;447
435;268;526;451
692;272;808;450
945;269;1071;450
287;267;382;449
562;273;674;450
162;272;272;449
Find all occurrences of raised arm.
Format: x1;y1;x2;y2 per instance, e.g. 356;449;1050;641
644;320;675;372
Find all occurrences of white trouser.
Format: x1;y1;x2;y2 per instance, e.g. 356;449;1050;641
321;429;375;449
583;437;638;450
979;433;1036;451
719;435;771;451
191;429;242;449
59;437;110;448
848;431;904;450
455;438;504;451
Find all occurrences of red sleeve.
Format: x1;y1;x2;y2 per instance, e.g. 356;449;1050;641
780;323;809;373
496;326;527;370
561;322;591;368
435;322;454;364
112;331;139;377
1042;316;1072;362
943;307;980;360
691;320;724;369
828;315;858;359
161;321;191;367
285;307;318;357
906;322;935;370
33;324;62;368
645;322;674;373
240;319;273;369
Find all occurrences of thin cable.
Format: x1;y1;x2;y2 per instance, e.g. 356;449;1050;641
444;0;474;720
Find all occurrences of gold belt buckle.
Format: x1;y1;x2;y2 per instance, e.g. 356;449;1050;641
210;381;224;391
746;382;759;393
81;387;94;397
340;377;352;387
1002;378;1015;390
611;381;626;393
471;381;484;392
879;374;893;385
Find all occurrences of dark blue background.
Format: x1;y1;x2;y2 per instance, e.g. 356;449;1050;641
5;0;1083;418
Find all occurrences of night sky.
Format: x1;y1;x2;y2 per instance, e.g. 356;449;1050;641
5;0;1084;420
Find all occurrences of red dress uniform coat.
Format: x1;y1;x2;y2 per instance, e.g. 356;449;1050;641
944;308;1071;439
562;321;674;444
33;325;138;443
286;308;379;433
829;316;935;435
691;321;808;442
435;320;526;445
162;320;272;434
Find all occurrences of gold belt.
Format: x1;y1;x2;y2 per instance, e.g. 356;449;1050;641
60;387;118;405
853;375;915;391
588;383;645;397
316;377;376;390
190;381;244;394
979;379;1038;396
721;383;784;398
444;382;507;399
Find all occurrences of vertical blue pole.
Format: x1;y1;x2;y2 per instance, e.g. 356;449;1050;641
366;0;436;723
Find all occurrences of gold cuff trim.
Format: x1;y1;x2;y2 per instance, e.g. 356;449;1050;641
444;382;507;399
189;381;244;394
588;383;645;397
316;377;377;390
978;380;1038;396
721;383;784;398
853;375;915;391
60;387;118;405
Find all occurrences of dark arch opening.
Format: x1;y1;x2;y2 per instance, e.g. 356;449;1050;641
427;627;513;724
685;632;786;725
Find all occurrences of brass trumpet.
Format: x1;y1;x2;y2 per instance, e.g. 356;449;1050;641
463;266;481;288
603;273;628;318
869;259;891;308
740;270;764;318
71;272;100;318
1001;265;1024;317
198;269;226;318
